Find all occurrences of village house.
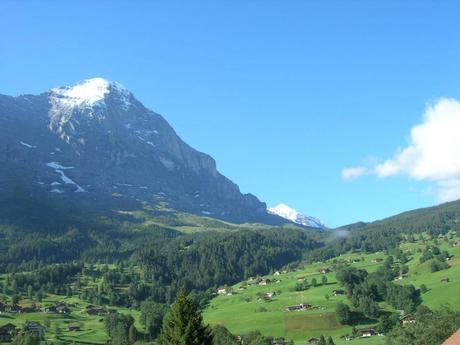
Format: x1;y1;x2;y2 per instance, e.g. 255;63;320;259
0;323;17;342
273;271;281;276
319;268;331;274
272;337;288;345
452;241;460;247
265;292;276;299
307;337;319;344
8;305;23;314
68;325;81;332
441;277;450;283
25;322;45;339
86;305;110;316
0;302;5;313
217;287;228;295
21;306;37;313
395;273;408;281
57;305;70;314
259;279;271;286
372;258;384;263
400;314;416;326
45;306;57;314
332;289;345;296
286;303;312;312
357;327;375;338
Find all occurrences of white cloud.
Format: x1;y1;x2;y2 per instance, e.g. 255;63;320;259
343;98;460;202
341;166;367;180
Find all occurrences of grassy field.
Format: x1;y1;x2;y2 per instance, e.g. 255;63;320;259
0;293;144;344
0;265;144;344
203;233;460;345
1;233;459;344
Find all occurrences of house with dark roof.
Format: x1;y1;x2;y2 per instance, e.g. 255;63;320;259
400;314;416;326
25;322;45;339
356;327;375;338
0;323;17;342
332;289;345;296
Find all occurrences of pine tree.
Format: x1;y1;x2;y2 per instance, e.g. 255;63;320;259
326;336;335;345
157;287;213;345
318;335;326;345
128;324;138;344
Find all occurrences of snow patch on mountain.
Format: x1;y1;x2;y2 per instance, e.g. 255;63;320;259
49;77;132;111
46;162;74;170
268;203;325;229
46;161;86;192
19;141;36;148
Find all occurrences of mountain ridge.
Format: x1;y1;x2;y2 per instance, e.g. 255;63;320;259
268;203;325;228
0;78;283;225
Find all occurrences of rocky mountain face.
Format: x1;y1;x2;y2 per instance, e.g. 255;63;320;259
0;78;280;224
268;203;325;229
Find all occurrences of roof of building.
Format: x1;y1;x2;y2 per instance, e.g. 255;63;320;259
442;329;460;345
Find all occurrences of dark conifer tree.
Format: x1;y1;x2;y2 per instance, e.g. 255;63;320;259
157;287;212;345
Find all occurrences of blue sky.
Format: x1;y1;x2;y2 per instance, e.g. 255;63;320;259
1;1;460;227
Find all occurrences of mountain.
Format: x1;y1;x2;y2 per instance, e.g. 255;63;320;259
0;77;283;225
268;203;325;228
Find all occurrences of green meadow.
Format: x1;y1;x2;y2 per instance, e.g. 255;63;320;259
203;233;460;345
1;233;459;344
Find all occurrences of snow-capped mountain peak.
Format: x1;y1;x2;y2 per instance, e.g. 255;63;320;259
268;203;325;229
49;77;132;109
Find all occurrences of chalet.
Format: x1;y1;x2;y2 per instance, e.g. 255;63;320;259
400;314;416;326
68;325;81;332
259;279;271;286
272;337;288;345
87;306;108;316
45;306;57;314
452;241;460;247
319;268;331;274
372;258;384;263
441;277;450;283
356;327;375;338
0;323;17;342
286;303;312;312
238;286;247;291
57;305;70;314
25;322;45;339
395;274;408;281
217;288;227;295
273;271;281;276
265;292;276;299
332;289;345;296
8;305;22;313
307;337;319;344
21;306;37;313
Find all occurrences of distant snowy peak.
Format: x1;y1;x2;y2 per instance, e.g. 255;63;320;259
268;203;325;229
49;77;132;110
